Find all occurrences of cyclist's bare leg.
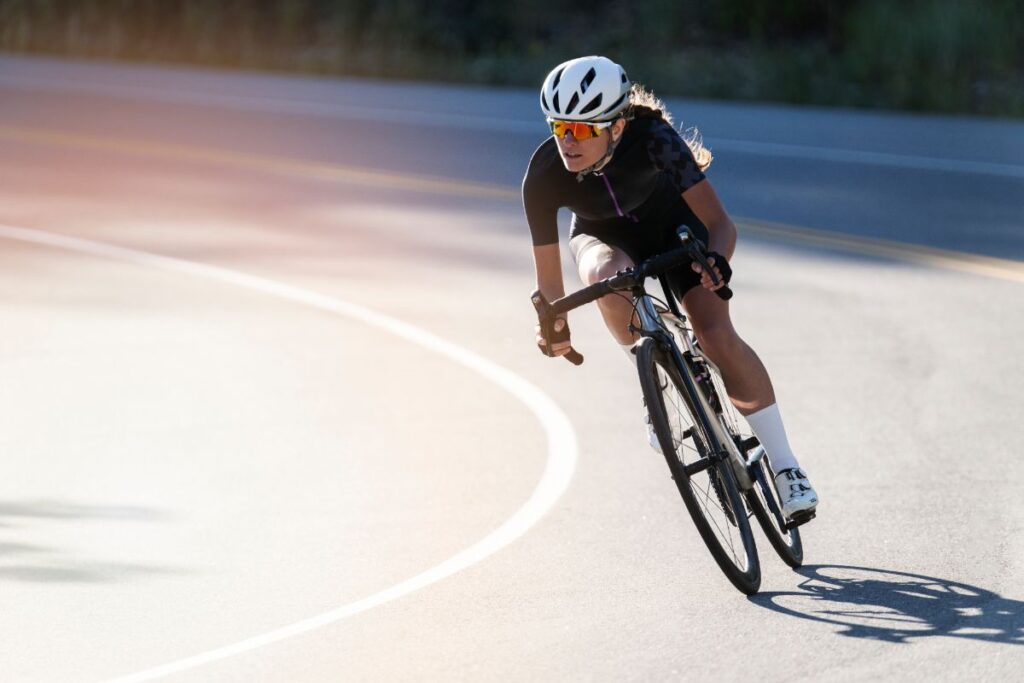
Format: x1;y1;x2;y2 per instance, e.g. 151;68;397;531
576;243;638;346
683;285;818;513
681;285;775;416
577;241;777;416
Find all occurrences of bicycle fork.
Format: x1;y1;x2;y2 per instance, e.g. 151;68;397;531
633;296;753;489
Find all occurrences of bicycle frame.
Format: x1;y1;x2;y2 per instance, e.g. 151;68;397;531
536;228;807;590
631;278;757;491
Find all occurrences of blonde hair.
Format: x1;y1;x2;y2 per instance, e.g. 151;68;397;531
627;83;713;171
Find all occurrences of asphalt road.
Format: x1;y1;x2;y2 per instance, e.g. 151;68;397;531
0;54;1022;682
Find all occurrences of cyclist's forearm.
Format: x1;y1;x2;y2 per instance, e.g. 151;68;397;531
532;243;567;305
706;216;737;260
681;180;736;259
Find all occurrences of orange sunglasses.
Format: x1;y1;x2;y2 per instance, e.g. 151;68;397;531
548;119;613;141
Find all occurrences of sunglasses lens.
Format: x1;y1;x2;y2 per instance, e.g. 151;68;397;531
550;121;600;140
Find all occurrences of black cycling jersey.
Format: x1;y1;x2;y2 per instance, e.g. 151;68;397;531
522;115;708;248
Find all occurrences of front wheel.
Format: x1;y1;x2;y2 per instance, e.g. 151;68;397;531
636;337;760;595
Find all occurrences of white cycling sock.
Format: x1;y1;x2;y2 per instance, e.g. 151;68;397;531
745;403;800;473
620;343;637;367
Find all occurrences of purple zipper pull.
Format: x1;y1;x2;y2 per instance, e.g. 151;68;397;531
601;175;639;222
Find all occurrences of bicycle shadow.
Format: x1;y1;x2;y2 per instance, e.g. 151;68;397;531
750;565;1024;645
0;499;183;583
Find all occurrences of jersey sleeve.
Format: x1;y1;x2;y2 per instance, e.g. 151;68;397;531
522;157;561;247
645;119;706;194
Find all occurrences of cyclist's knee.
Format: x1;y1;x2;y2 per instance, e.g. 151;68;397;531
579;246;632;286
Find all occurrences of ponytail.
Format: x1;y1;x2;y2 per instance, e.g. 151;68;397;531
626;83;713;171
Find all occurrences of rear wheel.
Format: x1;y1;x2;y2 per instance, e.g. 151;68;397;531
702;358;804;569
636;337;760;595
745;449;803;568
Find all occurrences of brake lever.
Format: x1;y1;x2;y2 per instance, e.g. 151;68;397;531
678;228;733;301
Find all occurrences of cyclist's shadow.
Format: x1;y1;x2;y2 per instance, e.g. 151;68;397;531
750;565;1024;644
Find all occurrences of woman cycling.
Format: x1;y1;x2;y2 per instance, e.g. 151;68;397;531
522;56;818;520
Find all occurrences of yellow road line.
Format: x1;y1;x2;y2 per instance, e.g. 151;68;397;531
739;218;1024;284
0;124;519;201
2;123;1021;283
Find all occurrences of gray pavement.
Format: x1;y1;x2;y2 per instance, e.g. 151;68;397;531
0;55;1022;682
2;53;1021;257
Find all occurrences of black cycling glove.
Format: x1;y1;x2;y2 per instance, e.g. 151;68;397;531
704;251;733;284
537;316;571;357
531;289;571;357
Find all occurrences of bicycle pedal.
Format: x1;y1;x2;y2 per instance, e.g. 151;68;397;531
783;510;816;531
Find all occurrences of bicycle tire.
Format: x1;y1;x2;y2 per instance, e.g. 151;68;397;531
744;454;803;568
698;356;804;569
700;362;802;573
636;337;760;595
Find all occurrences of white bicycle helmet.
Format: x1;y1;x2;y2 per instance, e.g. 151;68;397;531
540;56;631;122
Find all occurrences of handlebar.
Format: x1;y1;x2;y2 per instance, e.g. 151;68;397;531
534;227;732;365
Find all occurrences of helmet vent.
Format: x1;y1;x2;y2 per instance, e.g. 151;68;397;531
541;93;549;111
552;91;560;113
581;67;597;93
551;67;565;90
602;92;628;117
566;92;580;114
579;93;603;115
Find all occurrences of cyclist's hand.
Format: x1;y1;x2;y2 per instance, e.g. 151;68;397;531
535;317;572;357
691;251;732;292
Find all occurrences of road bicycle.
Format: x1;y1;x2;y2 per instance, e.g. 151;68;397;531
532;228;811;595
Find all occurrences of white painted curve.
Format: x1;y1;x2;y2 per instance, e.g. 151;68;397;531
0;224;578;683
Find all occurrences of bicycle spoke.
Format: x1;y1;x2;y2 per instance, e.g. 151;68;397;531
693;485;744;565
654;362;750;571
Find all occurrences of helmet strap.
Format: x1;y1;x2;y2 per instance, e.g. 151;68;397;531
575;123;623;182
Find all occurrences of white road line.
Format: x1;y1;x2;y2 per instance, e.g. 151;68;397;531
0;223;578;683
3;72;1023;179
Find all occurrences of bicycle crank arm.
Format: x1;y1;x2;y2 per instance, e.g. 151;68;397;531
683;457;714;477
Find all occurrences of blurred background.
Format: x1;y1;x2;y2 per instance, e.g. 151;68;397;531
1;0;1022;117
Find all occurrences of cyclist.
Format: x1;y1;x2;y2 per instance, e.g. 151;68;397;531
523;56;818;520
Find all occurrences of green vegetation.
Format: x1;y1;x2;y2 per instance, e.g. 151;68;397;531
1;0;1021;116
